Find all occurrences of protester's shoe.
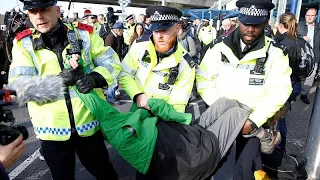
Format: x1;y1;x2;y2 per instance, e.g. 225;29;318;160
300;95;310;104
260;130;281;154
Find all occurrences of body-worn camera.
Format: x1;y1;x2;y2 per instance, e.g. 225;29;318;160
0;90;28;145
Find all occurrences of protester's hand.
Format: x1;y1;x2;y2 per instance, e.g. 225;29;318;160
136;94;150;110
242;120;254;135
60;66;84;86
0;135;24;168
66;54;80;69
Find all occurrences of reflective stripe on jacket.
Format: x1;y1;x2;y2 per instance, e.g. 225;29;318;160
8;23;121;141
118;39;195;112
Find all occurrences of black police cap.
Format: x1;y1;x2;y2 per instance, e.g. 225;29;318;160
146;6;182;31
236;0;275;11
19;0;57;10
236;0;275;25
125;14;134;21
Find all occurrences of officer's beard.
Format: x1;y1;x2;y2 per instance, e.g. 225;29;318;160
154;35;177;54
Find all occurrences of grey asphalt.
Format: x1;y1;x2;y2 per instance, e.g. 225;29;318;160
5;84;316;180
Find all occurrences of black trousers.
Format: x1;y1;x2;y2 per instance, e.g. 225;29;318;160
212;136;261;180
136;136;260;180
41;131;118;180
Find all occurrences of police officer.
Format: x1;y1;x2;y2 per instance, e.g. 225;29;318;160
198;19;216;59
88;14;101;34
118;6;196;113
123;14;136;45
197;0;292;179
9;0;121;179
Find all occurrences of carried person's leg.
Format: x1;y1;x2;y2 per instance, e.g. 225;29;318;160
41;138;76;180
198;97;240;129
75;131;118;180
205;106;250;158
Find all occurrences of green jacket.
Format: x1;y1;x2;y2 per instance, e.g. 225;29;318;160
75;88;192;174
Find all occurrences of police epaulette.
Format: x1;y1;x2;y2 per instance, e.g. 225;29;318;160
76;22;93;34
15;29;32;41
183;53;196;68
271;41;288;56
136;35;150;43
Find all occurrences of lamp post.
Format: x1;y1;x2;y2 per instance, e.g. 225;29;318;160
118;0;131;21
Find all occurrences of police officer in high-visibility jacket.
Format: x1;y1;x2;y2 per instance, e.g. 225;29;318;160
123;14;136;45
198;19;217;59
196;0;292;179
8;0;121;179
198;19;216;46
118;6;196;113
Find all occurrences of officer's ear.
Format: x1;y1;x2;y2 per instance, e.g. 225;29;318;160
174;22;181;33
55;5;61;18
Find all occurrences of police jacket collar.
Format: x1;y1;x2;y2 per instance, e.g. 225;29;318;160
223;28;265;59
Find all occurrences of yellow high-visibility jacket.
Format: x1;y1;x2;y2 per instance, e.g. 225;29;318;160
196;35;292;128
198;26;216;45
8;22;121;141
118;37;196;112
124;23;136;45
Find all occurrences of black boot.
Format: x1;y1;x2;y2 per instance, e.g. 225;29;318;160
301;95;310;104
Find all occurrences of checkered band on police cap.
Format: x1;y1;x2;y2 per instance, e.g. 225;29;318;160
150;11;179;22
239;5;269;17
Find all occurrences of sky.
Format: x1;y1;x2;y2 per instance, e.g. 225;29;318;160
0;1;146;20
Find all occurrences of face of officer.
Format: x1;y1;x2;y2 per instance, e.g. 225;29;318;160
89;16;97;24
153;23;180;54
239;20;266;45
305;8;317;25
203;21;209;27
128;18;135;25
28;5;60;34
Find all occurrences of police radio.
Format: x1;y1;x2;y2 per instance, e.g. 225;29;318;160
168;66;179;85
66;29;82;55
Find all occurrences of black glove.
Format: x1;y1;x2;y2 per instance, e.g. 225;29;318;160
60;66;84;86
76;74;96;94
76;72;108;94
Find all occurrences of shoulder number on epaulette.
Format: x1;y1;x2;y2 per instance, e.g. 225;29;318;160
183;53;196;68
77;22;94;34
15;29;32;41
136;35;150;43
271;41;288;56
